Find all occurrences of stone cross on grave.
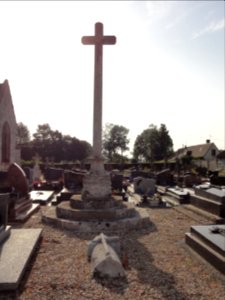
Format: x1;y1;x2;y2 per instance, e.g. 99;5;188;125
81;22;116;206
82;22;116;175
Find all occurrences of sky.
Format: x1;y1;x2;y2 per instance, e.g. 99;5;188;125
0;1;224;155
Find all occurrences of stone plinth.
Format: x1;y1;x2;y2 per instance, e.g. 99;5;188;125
82;173;112;208
42;170;152;233
57;197;137;221
42;203;151;233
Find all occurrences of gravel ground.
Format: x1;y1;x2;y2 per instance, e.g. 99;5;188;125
1;205;225;300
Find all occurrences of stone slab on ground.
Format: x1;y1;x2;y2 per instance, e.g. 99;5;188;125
167;187;190;204
185;224;225;275
0;228;42;291
190;224;225;253
29;190;54;205
9;203;40;223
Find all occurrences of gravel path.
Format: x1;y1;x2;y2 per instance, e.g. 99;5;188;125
1;205;225;300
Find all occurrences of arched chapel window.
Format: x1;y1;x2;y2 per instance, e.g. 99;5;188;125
1;122;10;163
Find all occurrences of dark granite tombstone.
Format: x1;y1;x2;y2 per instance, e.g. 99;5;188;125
156;169;174;186
0;171;11;193
8;163;29;196
131;170;149;180
44;167;64;182
183;173;201;188
63;170;86;192
4;163;40;222
0;193;11;244
210;174;225;186
23;166;33;187
55;170;87;203
111;173;123;194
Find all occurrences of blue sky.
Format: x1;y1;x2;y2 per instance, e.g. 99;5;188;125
0;1;224;154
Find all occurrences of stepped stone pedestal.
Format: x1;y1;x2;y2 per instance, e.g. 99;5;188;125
42;194;151;233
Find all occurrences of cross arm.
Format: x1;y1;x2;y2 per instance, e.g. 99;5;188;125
81;36;116;45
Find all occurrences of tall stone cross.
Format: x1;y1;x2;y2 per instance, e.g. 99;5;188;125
82;22;116;164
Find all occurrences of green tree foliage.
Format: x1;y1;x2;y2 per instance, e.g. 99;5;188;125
133;124;173;163
103;123;129;161
20;123;92;163
17;122;31;144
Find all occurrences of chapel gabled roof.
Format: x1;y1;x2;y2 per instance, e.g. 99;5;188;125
0;79;10;104
0;80;15;113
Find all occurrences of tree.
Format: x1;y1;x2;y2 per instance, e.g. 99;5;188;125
158;124;173;164
32;124;55;160
31;123;92;163
133;124;173;164
103;123;129;161
17;122;30;144
32;124;53;142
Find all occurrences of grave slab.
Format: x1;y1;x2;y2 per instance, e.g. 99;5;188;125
29;190;54;205
0;228;42;291
9;203;40;222
185;224;225;275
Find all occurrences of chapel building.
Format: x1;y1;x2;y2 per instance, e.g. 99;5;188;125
0;79;20;171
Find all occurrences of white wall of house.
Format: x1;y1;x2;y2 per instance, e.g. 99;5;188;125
204;144;219;161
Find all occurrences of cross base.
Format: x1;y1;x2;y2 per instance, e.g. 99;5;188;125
82;156;114;209
88;156;106;176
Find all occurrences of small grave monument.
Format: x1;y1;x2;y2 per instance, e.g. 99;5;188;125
133;177;156;197
32;154;42;183
0;163;40;222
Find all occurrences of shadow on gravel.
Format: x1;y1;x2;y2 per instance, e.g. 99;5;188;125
1;207;188;298
125;229;189;299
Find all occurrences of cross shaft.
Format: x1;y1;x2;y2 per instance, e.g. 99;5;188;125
82;23;116;160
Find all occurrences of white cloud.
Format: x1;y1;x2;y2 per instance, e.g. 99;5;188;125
145;1;174;23
192;18;225;39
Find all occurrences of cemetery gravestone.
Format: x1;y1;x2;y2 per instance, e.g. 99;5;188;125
5;163;40;222
0;193;11;244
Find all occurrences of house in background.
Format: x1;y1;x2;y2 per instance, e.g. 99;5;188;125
0;79;20;171
172;140;220;171
217;150;225;171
